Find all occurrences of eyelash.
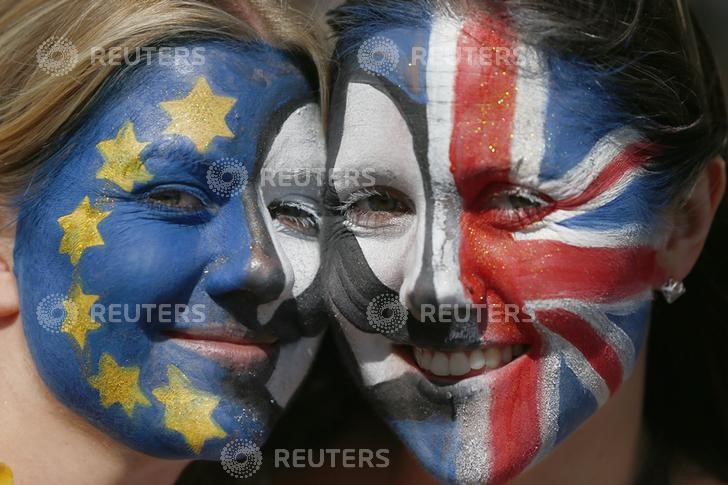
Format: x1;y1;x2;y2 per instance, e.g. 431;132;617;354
269;200;320;238
140;185;212;217
336;187;414;230
336;185;552;232
476;185;554;229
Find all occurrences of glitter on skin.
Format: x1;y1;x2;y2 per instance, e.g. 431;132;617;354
160;77;236;153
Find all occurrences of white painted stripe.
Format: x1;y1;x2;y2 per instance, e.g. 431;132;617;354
338;316;410;386
261;104;325;298
265;335;322;407
336;83;425;292
425;17;469;305
541;126;643;199
531;337;561;467
455;388;493;483
514;165;659;248
514;221;652;248
526;296;651;377
510;45;549;188
535;323;610;405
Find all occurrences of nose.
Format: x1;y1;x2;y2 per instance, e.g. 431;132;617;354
396;188;489;348
402;189;470;320
205;195;293;323
206;242;286;302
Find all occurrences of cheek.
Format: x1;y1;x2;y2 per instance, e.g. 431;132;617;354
275;234;318;297
352;224;419;290
81;214;207;305
458;215;659;306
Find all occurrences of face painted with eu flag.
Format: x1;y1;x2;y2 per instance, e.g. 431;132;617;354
13;40;326;458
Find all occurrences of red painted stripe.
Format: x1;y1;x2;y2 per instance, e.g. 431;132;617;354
557;142;654;209
536;308;623;393
488;346;543;484
459;230;659;304
450;12;517;201
449;12;543;484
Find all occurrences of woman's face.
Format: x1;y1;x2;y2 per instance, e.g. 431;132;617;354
14;41;326;458
325;10;666;484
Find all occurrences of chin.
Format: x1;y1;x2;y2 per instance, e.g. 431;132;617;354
337;314;645;485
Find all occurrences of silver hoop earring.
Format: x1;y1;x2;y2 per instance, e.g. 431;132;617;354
661;279;686;304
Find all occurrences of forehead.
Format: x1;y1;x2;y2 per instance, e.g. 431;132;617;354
60;41;315;171
100;41;313;121
332;7;630;182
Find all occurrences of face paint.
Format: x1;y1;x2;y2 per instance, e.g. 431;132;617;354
14;40;326;458
325;6;665;484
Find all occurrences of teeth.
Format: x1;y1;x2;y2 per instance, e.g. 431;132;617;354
411;345;527;377
469;349;486;370
430;352;450;376
449;352;470;376
421;349;432;368
501;346;512;364
414;348;432;369
484;347;501;369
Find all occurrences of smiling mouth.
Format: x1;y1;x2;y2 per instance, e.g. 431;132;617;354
398;344;530;380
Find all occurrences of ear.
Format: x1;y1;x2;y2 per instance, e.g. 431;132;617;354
656;156;727;283
0;216;18;320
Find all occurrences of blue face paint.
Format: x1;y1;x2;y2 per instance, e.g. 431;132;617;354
14;39;326;458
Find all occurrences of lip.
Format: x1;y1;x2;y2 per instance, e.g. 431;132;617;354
164;330;277;368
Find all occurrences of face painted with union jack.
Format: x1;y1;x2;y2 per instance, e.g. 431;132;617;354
325;3;668;483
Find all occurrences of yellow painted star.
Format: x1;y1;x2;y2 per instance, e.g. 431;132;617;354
88;353;150;417
152;365;227;453
96;121;152;191
60;281;101;349
0;462;12;485
160;76;236;152
58;196;110;265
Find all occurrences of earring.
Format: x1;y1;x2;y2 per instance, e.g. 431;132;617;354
661;279;686;304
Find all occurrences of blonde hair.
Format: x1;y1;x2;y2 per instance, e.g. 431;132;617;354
0;0;327;205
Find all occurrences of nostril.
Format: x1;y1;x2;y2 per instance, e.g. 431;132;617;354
205;245;287;304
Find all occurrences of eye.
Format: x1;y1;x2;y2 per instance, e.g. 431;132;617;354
338;187;414;230
145;189;206;211
477;185;553;229
269;200;320;238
